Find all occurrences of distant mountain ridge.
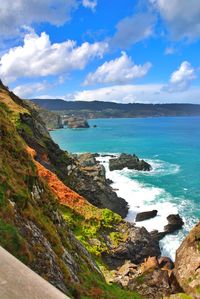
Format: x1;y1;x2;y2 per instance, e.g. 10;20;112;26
31;99;200;118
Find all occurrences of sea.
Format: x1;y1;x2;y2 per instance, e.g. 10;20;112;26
50;116;200;260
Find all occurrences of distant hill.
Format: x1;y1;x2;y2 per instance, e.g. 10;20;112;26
31;99;200;118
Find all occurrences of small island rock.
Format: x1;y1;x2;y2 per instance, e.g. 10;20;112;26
109;153;151;171
136;210;158;222
164;214;184;233
66;117;89;128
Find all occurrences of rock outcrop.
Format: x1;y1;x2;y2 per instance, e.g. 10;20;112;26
164;214;184;234
71;154;129;217
174;221;200;298
109;153;151;171
136;210;158;222
27;101;63;130
102;223;161;269
114;257;181;299
76;153;99;167
65;117;89;128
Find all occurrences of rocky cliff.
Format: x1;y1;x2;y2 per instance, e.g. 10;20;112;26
27;101;63;130
1;80;200;299
174;222;200;298
0;80;142;298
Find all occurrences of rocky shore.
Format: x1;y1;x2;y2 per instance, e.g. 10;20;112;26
1;80;199;299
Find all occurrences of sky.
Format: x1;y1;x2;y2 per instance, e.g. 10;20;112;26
0;0;200;103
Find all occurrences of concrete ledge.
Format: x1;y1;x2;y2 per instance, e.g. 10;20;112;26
0;246;70;299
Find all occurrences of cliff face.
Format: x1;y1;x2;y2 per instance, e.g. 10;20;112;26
174;222;200;298
26;100;63;130
0;81;102;297
18;101;128;217
2;80;200;299
0;81;143;298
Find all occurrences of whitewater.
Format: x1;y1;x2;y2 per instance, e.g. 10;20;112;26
97;154;195;260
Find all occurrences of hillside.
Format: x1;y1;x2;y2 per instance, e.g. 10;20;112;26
1;79;200;299
0;80;141;298
31;99;200;118
25;100;63;130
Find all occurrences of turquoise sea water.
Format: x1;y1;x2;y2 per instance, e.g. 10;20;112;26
51;117;200;259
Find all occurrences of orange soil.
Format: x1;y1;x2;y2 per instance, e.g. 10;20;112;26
26;146;100;219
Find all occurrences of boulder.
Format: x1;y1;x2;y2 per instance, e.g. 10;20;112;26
102;223;161;269
117;260;137;277
164;214;184;233
136;210;158;222
109;153;151;171
77;153;97;167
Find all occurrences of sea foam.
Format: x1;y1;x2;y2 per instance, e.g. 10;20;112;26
97;154;191;260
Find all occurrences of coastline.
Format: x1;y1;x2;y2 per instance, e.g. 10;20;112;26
50;117;200;261
95;153;195;260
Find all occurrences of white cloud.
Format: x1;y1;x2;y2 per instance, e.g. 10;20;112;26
0;0;78;36
71;84;160;103
84;51;152;85
13;82;49;98
82;0;97;11
62;84;200;104
151;0;200;40
0;31;108;83
164;61;196;92
110;12;155;48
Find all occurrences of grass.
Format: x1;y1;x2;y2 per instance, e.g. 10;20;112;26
78;264;142;299
0;84;143;299
60;205;124;256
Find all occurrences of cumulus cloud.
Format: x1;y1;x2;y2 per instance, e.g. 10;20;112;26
0;0;78;37
0;31;108;83
151;0;200;40
62;84;200;104
13;82;49;98
82;0;97;11
164;61;196;92
110;12;155;48
67;84;161;103
84;51;152;85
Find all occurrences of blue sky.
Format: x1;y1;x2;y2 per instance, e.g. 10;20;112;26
0;0;200;103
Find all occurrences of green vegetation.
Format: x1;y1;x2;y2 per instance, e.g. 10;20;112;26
78;264;142;299
80;283;141;299
135;275;145;285
178;294;193;299
196;285;200;294
0;84;143;298
0;219;30;263
60;205;124;257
